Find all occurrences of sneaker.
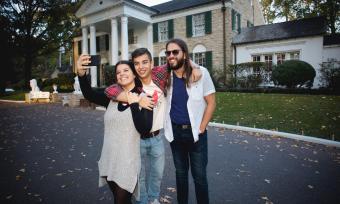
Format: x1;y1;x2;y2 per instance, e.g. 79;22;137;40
149;199;160;204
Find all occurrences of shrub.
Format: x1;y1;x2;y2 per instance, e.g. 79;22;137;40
227;62;269;88
42;85;53;92
272;60;316;88
104;65;116;86
319;58;340;92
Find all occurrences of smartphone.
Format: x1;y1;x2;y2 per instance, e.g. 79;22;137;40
87;55;101;66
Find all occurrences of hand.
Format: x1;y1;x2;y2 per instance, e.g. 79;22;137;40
199;124;206;135
139;95;154;110
126;92;140;104
189;60;202;82
76;54;91;77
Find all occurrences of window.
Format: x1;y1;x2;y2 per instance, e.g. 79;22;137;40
158;21;168;42
290;51;300;60
277;53;286;65
194;52;206;67
128;29;137;44
232;9;241;33
252;55;260;62
264;55;273;71
159;50;166;66
192;13;205;37
160;57;167;65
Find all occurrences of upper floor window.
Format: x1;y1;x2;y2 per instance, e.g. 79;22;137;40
232;9;241;33
158;21;168;42
192;13;205;37
186;11;211;38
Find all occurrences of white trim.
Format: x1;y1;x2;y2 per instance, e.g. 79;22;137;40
74;31;108;42
209;122;340;148
193;44;207;53
152;3;220;23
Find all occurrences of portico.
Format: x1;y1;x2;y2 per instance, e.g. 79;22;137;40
75;0;157;87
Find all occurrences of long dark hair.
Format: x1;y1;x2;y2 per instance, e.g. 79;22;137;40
165;38;193;88
114;60;143;93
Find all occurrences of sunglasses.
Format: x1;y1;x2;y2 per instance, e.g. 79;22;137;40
165;49;182;57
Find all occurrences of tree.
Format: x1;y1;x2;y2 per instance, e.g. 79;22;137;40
260;0;340;34
0;0;82;89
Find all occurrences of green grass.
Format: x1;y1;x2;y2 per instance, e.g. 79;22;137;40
213;92;340;141
0;91;26;101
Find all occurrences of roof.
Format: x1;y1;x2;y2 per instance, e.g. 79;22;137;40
324;34;340;46
151;0;220;16
233;16;327;45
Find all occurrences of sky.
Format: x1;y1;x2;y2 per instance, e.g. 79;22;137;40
133;0;172;7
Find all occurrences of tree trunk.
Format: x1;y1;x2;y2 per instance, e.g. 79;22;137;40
24;52;33;90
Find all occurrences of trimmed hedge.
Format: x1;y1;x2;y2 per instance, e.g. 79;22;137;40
272;60;316;88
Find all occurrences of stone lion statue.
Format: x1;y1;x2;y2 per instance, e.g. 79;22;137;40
29;79;40;93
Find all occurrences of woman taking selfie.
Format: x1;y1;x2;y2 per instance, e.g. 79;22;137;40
77;55;153;204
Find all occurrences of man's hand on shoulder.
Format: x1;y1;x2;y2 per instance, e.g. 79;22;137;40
190;60;202;83
139;94;154;110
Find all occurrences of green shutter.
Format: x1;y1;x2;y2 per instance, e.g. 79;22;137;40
78;41;82;54
205;11;212;34
237;13;241;33
206;51;213;71
96;36;100;52
153;23;158;43
105;35;109;51
232;9;235;31
186;15;192;38
153;57;159;66
168;19;174;39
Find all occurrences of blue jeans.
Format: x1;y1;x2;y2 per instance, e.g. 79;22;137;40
136;134;165;204
170;126;209;204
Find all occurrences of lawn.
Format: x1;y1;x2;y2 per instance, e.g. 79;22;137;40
0;91;25;101
213;92;340;141
2;91;339;141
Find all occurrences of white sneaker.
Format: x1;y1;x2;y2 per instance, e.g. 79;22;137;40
149;199;160;204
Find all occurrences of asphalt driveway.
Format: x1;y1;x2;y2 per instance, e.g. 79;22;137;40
0;102;339;203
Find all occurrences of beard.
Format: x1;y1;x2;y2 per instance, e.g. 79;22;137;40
168;57;185;70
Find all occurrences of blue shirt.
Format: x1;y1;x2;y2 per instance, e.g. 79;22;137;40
170;74;191;125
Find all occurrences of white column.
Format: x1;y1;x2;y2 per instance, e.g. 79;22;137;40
121;16;129;60
147;23;153;57
81;27;88;54
111;18;119;65
90;25;97;87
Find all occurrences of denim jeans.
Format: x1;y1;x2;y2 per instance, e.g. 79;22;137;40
170;125;209;204
136;134;165;204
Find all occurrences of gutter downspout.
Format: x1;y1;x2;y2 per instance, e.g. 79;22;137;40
222;0;226;85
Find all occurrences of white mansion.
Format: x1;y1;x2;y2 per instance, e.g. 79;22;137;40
73;0;264;87
73;0;339;88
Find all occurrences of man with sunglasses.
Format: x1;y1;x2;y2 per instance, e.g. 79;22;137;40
164;38;216;204
104;48;201;204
